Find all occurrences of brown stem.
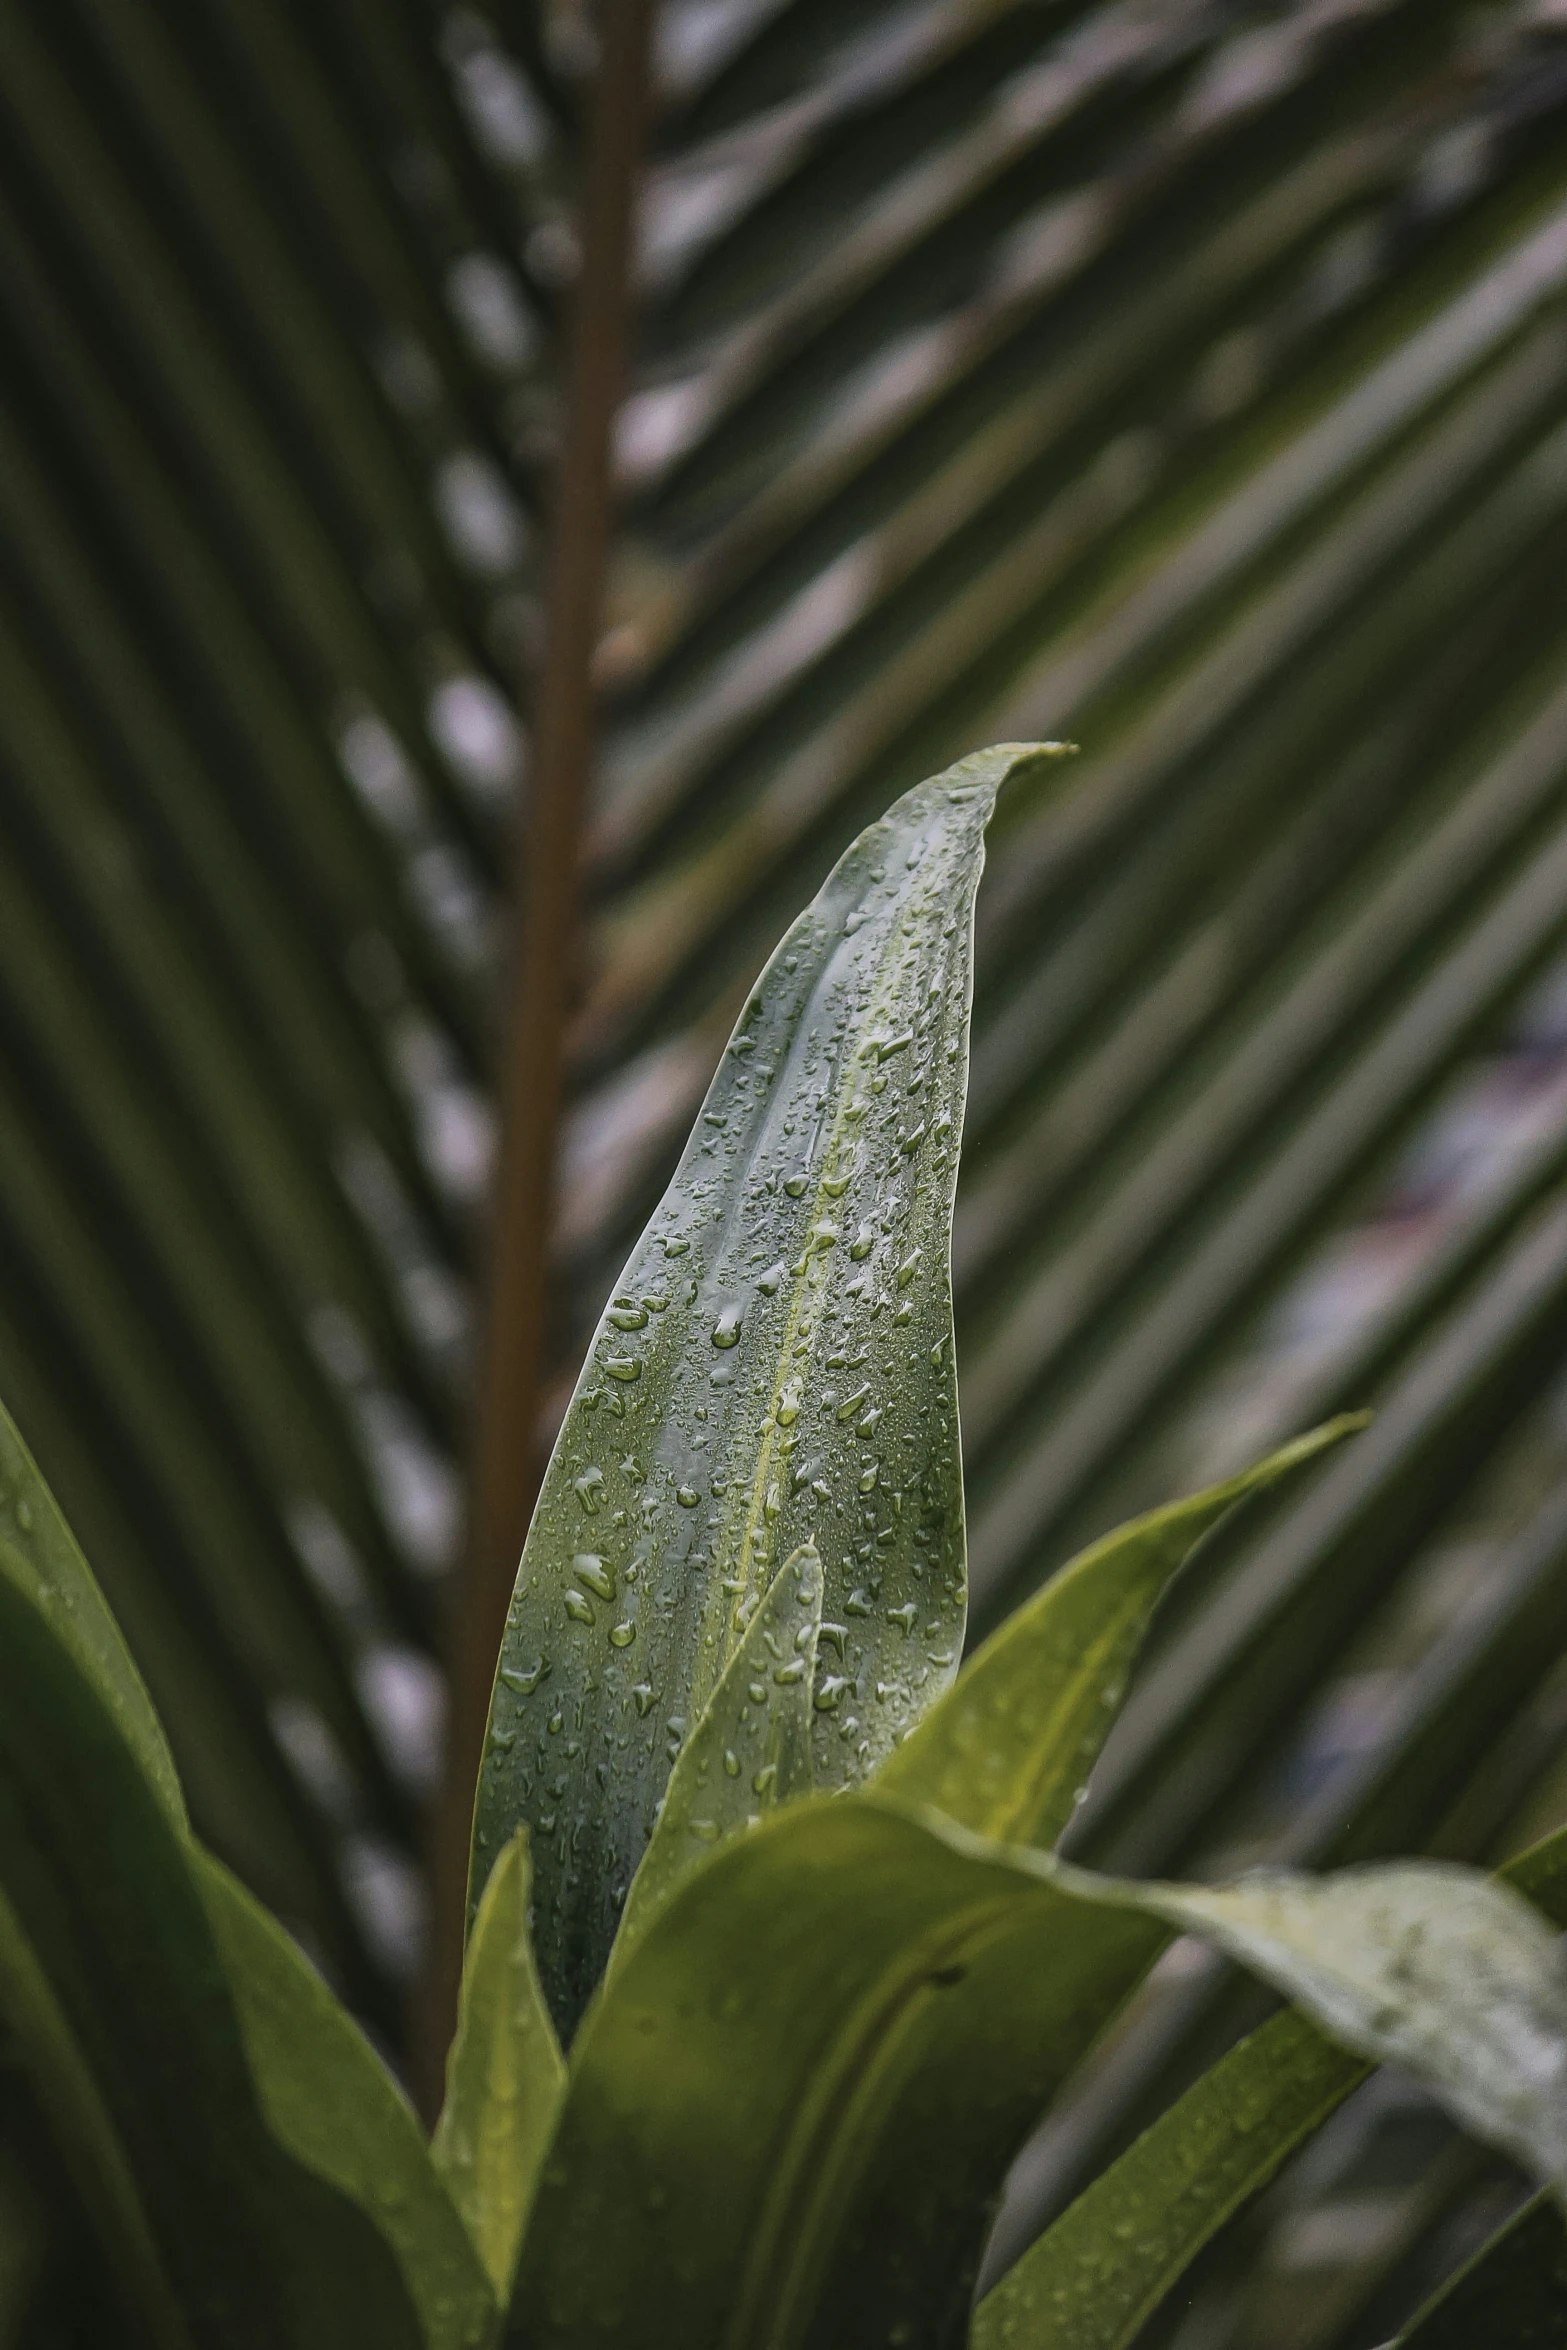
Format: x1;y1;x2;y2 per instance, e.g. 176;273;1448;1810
416;0;653;2111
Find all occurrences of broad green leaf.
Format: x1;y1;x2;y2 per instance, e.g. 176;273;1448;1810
198;1852;495;2350
976;1820;1567;2349
507;1798;1167;2349
613;1540;822;1959
880;1418;1365;1847
509;1799;1567;2349
1393;2189;1567;2344
432;1832;565;2302
1053;1856;1567;2201
0;1396;182;1826
0;1557;426;2348
474;742;1068;2034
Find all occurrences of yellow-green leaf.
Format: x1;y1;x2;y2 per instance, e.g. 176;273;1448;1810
881;1417;1364;1846
433;1832;565;2302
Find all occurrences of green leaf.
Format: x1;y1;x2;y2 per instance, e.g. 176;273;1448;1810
613;1541;822;1960
1049;1857;1567;2205
432;1832;565;2302
0;1395;182;1827
971;2009;1361;2350
975;1820;1567;2350
198;1852;495;2350
1392;2188;1567;2344
879;1417;1365;1846
474;742;1068;2034
507;1797;1167;2349
0;1550;428;2347
500;1439;1360;2346
509;1794;1567;2349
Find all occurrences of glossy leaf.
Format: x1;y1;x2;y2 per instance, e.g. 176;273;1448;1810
474;741;1069;2034
880;1417;1365;1846
1054;1857;1567;2198
198;1851;494;2350
432;1832;565;2301
976;1824;1567;2347
614;1540;821;1960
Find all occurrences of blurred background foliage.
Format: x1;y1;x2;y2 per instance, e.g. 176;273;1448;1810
6;0;1567;2341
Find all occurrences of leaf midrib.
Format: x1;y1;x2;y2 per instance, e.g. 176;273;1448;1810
695;836;966;1705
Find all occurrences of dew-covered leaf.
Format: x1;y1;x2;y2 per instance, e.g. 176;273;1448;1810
880;1418;1364;1848
433;1832;565;2301
473;742;1067;2034
1057;1856;1567;2204
976;1820;1567;2349
972;2008;1364;2350
613;1540;821;1960
507;1789;1567;2348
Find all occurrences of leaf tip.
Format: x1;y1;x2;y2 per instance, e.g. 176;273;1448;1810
993;737;1077;776
1303;1408;1373;1449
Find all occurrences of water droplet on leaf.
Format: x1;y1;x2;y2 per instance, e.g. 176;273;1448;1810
573;1554;615;1600
499;1658;550;1695
574;1467;605;1513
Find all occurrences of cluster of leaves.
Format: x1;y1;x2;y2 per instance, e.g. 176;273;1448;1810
12;3;1567;2334
5;753;1567;2349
